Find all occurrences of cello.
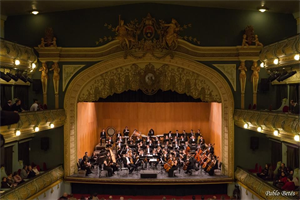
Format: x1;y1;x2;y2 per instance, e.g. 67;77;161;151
164;159;173;172
194;148;202;162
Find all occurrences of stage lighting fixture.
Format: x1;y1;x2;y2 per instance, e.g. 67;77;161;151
31;10;39;15
16;74;27;83
276;71;287;82
0;72;12;82
268;72;279;82
243;123;249;129
50;123;55;128
15;59;20;65
277;71;297;82
6;73;19;81
273;130;279;136
27;77;33;83
15;130;21;136
260;62;265;68
273;59;279;65
257;127;262;132
258;6;269;12
294;54;300;61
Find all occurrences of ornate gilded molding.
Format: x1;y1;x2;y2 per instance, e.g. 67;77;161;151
234;109;300;144
260;34;300;69
235;167;293;200
0;109;65;143
238;61;247;109
50;62;60;109
78;63;221;102
213;64;236;91
64;54;234;179
251;60;260;105
62;65;85;91
0;38;37;70
0;165;63;200
35;39;262;62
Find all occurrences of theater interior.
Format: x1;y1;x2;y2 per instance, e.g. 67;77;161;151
0;1;299;200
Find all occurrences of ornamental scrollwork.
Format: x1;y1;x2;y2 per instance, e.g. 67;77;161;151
78;63;221;102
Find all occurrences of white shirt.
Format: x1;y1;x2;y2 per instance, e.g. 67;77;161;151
126;157;130;165
30;103;38;111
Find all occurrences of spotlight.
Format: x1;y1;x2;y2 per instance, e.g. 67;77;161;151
268;72;280;82
16;74;27;83
294;54;300;61
32;63;36;69
31;10;39;15
257;127;262;132
276;71;288;82
273;130;279;136
277;71;297;82
294;134;300;142
16;130;21;136
6;73;19;81
273;59;279;65
243;123;249;129
0;72;12;82
15;59;20;65
258;6;269;12
50;123;55;128
260;62;265;68
34;126;39;132
27;77;33;83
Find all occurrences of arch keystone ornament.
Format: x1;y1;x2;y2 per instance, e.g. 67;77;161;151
64;54;234;181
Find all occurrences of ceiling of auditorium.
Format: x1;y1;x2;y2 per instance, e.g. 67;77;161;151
1;1;299;16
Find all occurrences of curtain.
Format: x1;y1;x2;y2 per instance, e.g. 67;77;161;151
14;85;29;110
98;89;202;102
271;140;282;167
4;146;13;175
275;85;287;108
289;84;300;103
287;145;299;169
0;85;12;108
18;141;30;166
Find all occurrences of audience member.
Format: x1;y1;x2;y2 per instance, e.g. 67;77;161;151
6;173;17;187
257;164;269;180
274;171;287;188
30;99;39;111
59;192;68;200
27;165;36;178
1;177;11;188
2;100;13;111
282;176;296;191
290;100;299;114
13;172;24;184
20;165;29;179
68;194;77;200
11;99;24;113
32;165;40;175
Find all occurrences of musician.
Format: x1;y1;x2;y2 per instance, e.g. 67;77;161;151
149;140;154;148
116;131;122;139
185;153;199;175
106;140;113;148
168;131;172;139
145;145;152;155
184;141;189;151
124;153;135;174
125;145;130;153
81;157;92;176
175;130;180;138
117;140;122;149
196;129;201;140
182;130;187;140
199;136;205;148
103;160;113;177
106;136;114;145
167;153;178;177
83;152;89;162
207;143;214;155
189;135;196;144
190;129;194;136
123;126;130;136
136;135;141;143
146;136;151;143
100;129;106;146
174;140;180;150
148;128;154;136
180;135;185;142
156;140;161;148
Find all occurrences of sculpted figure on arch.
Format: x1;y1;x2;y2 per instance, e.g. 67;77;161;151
115;15;136;49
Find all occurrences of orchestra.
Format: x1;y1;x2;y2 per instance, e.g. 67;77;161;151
89;127;220;178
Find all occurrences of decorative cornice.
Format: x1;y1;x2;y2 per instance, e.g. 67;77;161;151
213;64;236;91
235;167;293;200
35;39;262;62
62;65;85;91
0;165;64;200
0;109;65;143
0;38;37;70
234;109;300;144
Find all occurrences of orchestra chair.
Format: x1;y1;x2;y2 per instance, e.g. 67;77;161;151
248;163;258;173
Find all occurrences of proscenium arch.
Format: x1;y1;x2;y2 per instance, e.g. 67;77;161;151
64;54;234;178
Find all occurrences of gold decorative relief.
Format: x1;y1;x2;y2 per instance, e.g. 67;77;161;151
78;63;221;102
213;64;236;91
62;65;85;91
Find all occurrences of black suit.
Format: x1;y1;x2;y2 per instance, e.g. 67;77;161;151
148;130;154;136
123;129;130;136
100;131;106;145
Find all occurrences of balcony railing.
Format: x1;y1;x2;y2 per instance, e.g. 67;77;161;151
234;109;300;144
0;109;65;143
0;165;64;200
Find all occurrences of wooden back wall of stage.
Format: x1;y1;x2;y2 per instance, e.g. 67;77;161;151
77;102;222;159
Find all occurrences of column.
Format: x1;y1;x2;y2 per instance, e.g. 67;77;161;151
50;62;60;109
238;61;247;109
0;15;7;38
251;60;260;106
40;62;48;105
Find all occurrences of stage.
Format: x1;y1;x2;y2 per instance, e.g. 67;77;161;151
66;166;232;185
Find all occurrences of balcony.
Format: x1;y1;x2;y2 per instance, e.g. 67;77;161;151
234;109;300;144
0;109;65;143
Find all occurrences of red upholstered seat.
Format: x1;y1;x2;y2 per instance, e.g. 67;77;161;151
248;163;258;173
252;104;257;110
282;106;289;112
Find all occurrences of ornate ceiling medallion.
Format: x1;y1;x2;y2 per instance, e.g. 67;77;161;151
140;63;160;95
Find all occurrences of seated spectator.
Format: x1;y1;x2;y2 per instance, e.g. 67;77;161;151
257;164;269;179
27;165;36;178
290;100;299;114
274;172;287;188
20;165;29;179
276;163;287;180
267;165;274;180
2;100;13;111
68;194;77;200
59;192;68;200
30;99;39;111
1;177;11;188
92;192;99;200
6;173;18;187
32;165;40;175
80;196;86;200
11;99;24;113
13;172;24;184
282;176;296;191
